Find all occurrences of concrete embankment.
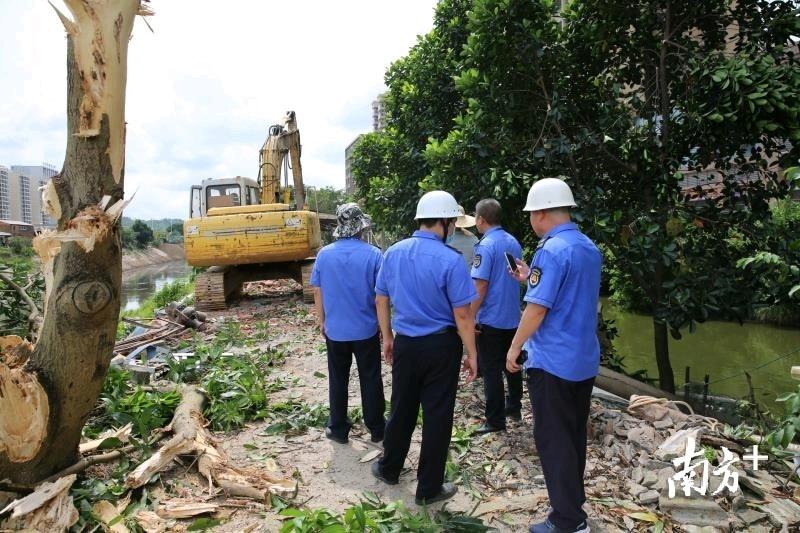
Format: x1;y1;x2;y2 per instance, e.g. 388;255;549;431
122;243;185;271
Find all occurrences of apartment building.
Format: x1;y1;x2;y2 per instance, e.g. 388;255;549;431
3;164;59;229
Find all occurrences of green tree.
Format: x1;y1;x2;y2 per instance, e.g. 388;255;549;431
310;186;348;215
354;0;800;392
351;0;474;234
131;219;154;248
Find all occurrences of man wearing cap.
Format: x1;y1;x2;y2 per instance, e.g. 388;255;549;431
371;191;479;505
449;206;480;268
311;203;386;445
506;178;601;533
470;198;524;434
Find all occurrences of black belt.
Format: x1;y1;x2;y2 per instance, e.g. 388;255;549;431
477;324;516;335
397;326;457;338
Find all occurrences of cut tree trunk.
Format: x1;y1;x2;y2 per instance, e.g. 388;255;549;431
0;0;146;484
653;319;676;394
125;385;298;500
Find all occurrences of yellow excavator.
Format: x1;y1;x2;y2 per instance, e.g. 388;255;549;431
183;111;323;310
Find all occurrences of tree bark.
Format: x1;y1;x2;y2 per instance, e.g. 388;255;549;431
653;319;675;393
0;0;143;484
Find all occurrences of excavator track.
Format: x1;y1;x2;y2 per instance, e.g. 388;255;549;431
194;266;246;311
300;261;315;304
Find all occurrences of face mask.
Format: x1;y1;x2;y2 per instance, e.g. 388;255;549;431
441;219;453;244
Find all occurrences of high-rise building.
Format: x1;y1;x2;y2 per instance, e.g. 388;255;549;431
4;164;59;229
371;93;387;132
0;166;10;221
344;135;363;196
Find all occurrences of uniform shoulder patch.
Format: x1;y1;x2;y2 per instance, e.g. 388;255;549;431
473;254;482;268
529;267;542;287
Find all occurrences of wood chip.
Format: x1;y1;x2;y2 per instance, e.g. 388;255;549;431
359;449;382;463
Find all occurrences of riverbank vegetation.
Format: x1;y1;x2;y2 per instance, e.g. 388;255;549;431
350;0;800;393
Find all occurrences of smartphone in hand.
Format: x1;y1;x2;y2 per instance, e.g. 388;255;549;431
504;252;518;272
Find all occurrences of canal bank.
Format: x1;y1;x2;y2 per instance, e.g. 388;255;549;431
603;298;800;408
122;243;185;271
121;261;192;312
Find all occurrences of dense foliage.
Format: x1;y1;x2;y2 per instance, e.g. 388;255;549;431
350;0;800;392
0;239;43;338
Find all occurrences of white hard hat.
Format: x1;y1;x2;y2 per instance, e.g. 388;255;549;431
414;191;461;219
523;177;577;211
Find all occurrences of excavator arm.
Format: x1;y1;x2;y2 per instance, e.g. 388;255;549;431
258;110;306;209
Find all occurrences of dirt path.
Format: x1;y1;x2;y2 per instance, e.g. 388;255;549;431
157;284;630;532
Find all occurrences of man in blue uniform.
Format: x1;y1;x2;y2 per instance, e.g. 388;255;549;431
505;178;601;533
371;191;479;505
311;203;386;445
470;198;524;434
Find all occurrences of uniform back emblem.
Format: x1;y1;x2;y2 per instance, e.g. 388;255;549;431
529;267;542;287
473;254;482;268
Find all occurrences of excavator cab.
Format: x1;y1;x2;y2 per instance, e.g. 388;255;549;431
189;177;261;218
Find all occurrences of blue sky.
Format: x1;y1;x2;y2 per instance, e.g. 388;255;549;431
0;1;438;219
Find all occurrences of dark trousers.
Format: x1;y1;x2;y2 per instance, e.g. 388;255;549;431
379;330;462;500
325;333;386;439
527;368;595;529
477;325;523;427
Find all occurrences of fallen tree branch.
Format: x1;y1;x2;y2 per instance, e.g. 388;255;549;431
125;385;297;501
42;445;138;485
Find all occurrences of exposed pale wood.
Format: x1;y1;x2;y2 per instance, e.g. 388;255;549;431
155;499;219;519
135;510;169;533
0;345;49;463
92;495;131;533
0;474;78;531
125;385;297;501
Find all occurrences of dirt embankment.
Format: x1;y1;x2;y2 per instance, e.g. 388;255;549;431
122;243;185;271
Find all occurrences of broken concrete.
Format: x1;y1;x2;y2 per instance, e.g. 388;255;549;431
658;494;730;527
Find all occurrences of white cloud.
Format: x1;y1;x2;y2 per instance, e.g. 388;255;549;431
0;0;438;219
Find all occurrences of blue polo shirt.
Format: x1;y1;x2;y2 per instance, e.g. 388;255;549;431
522;222;602;382
310;238;383;342
471;226;523;330
375;230;477;337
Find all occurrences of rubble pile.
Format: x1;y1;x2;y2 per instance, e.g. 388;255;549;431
581;394;800;531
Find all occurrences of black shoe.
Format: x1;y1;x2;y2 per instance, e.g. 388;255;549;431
505;409;522;421
325;427;348;444
474;422;505;435
370;433;384;443
371;462;398;485
529;519;589;533
415;483;457;505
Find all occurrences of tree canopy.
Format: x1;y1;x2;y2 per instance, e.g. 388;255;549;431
350;0;800;392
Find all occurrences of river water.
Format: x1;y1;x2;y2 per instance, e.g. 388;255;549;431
603;299;800;407
120;262;193;312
